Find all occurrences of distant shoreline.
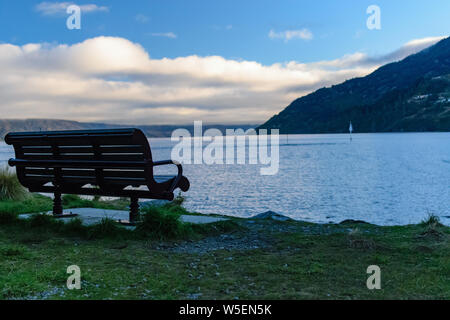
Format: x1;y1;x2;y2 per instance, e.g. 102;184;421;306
1;130;450;141
1;118;449;141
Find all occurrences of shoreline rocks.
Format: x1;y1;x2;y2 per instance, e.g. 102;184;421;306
339;219;371;225
251;211;292;221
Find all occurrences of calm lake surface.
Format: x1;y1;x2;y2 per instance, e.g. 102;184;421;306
1;132;449;226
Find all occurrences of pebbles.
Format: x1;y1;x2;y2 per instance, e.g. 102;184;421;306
167;234;269;254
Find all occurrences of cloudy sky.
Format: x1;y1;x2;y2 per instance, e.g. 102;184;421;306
0;1;449;125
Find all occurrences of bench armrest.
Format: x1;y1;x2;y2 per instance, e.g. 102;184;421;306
152;160;183;193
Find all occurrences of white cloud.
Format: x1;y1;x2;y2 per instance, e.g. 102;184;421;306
36;2;109;16
269;29;313;42
212;25;233;31
135;14;150;23
150;32;177;39
0;36;444;125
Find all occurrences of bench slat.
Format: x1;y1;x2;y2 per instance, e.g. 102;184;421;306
24;168;147;179
10;136;138;146
10;158;148;169
21;154;145;161
20;145;146;154
98;145;145;153
23;174;147;186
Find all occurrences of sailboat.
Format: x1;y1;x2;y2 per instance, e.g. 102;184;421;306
349;121;353;141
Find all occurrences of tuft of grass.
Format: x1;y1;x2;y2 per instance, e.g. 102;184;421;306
0;167;28;201
136;205;192;239
27;213;63;230
420;213;442;227
136;201;241;240
419;214;445;241
171;193;185;206
88;218;125;239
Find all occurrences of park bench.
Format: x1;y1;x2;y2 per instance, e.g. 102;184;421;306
5;128;190;225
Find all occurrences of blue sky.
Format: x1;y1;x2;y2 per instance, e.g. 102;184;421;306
2;0;449;63
0;1;448;124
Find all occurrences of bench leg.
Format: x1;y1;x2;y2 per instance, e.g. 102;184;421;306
118;197;139;226
130;197;140;223
53;191;63;215
52;191;78;218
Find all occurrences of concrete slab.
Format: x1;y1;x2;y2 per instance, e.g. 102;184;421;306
21;208;228;226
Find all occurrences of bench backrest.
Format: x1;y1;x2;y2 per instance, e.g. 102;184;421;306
5;128;153;191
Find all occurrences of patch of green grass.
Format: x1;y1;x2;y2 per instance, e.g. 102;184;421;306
347;227;377;250
0;218;448;299
0;193;129;218
0;244;28;257
1;194;243;243
5;212;132;241
62;218;87;236
0;194;53;215
0;194;448;300
191;220;243;236
62;194;129;211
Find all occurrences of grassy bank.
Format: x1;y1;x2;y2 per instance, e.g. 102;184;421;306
0;194;449;300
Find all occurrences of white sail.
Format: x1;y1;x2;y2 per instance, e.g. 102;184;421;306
349;121;353;133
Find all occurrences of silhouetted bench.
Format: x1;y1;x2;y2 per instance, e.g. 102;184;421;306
5;128;189;225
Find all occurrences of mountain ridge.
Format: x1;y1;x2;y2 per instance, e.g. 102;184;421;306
259;36;450;133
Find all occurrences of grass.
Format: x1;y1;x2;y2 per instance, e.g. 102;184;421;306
0;193;129;216
0;194;52;215
62;194;130;211
136;205;192;240
421;213;443;227
0;166;28;201
0;194;449;300
0;193;231;241
136;199;242;240
418;214;446;242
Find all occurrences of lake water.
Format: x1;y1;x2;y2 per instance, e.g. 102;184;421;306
1;132;449;226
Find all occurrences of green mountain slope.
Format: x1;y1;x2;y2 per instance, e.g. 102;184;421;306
259;37;450;133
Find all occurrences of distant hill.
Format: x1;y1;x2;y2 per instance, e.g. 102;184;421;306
259;36;450;133
0;119;257;140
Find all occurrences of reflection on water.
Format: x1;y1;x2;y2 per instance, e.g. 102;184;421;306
1;132;449;225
